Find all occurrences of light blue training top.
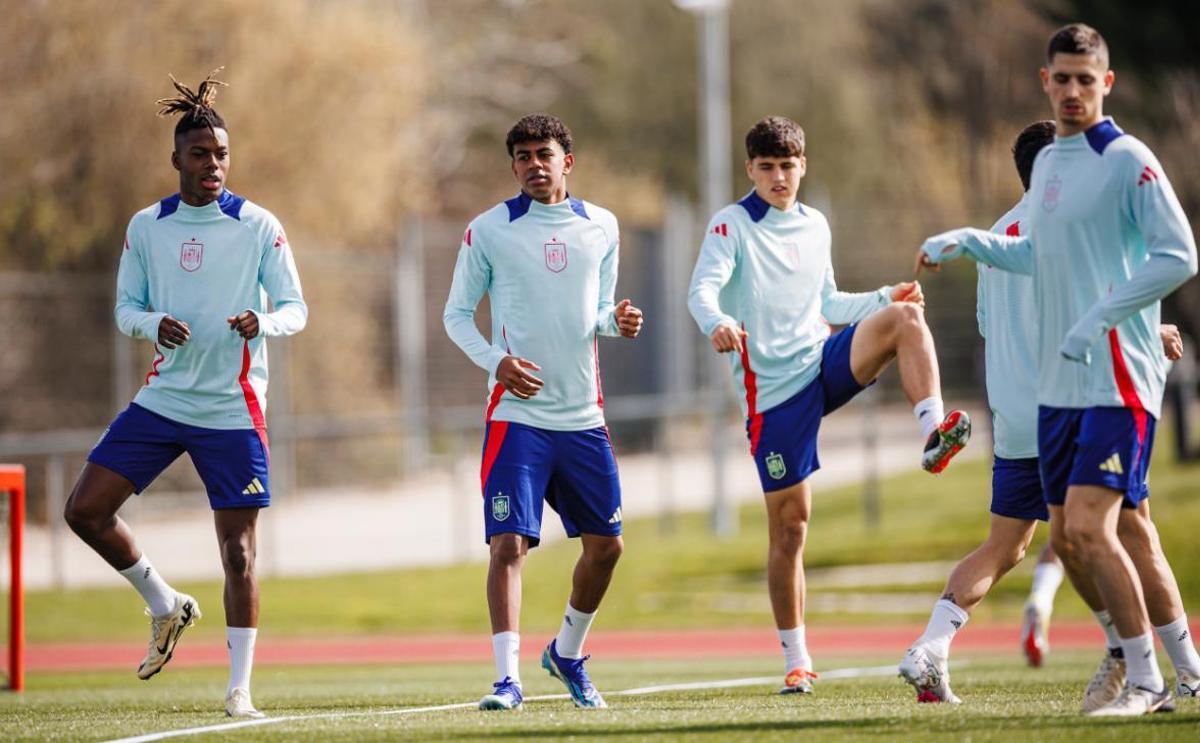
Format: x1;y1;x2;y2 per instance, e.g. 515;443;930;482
924;118;1197;420
443;192;622;431
116;190;307;430
688;190;892;419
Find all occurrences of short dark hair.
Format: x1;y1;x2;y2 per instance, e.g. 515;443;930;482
745;116;805;159
155;68;228;143
1046;23;1109;68
1012;120;1056;191
505;114;573;157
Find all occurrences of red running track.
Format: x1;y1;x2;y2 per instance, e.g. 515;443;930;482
24;621;1183;672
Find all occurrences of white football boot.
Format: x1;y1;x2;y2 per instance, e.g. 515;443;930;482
225;687;266;719
137;592;201;680
1088;683;1172;717
898;645;961;703
1081;649;1126;712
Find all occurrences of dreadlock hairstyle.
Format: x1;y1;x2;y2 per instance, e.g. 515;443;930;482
155;68;228;140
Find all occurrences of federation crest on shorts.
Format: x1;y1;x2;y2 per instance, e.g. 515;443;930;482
180;240;204;272
544;240;567;273
1042;174;1062;213
766;451;787;480
492;493;511;521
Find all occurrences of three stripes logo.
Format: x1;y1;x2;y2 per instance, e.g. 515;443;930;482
242;477;266;495
608;507;623;524
1098;453;1124;475
1137;166;1158;187
711;223;728;237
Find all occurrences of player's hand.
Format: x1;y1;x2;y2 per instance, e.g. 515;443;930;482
913;250;941;276
157;316;191;349
1160;323;1183;361
227;310;260;340
891;281;925;307
616;299;643;338
496;356;544;399
710;323;747;354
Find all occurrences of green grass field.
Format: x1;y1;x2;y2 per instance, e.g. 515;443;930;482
3;653;1198;741
25;450;1200;644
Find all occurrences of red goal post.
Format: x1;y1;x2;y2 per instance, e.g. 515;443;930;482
0;465;24;692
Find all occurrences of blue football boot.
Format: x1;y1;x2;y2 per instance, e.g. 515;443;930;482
479;676;523;710
542;640;607;708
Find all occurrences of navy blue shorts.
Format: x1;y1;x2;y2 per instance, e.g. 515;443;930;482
88;403;271;510
480;421;622;547
991;457;1048;521
1037;406;1153;508
748;324;868;492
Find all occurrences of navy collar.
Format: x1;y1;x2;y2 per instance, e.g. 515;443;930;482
1083;117;1124;155
505;191;590;222
157;189;245;221
737;190;804;223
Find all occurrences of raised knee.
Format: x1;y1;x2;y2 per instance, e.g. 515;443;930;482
1001;543;1028;572
773;519;808;553
63;492;101;536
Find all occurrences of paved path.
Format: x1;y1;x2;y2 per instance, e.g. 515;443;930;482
24;402;988;588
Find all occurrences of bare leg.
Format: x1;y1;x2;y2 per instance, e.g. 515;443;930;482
215;508;260;628
848;302;940;405
63;463;141;569
1118;501;1185;627
764;481;811;630
1049;504;1107;612
569;534;623;613
487;534;529;633
1062;486;1150;638
940;514;1037;613
1035;541;1062;567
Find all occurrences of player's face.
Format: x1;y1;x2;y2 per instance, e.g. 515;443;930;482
746;155;805;211
511;139;573;204
172;127;230;207
1040;53;1114;136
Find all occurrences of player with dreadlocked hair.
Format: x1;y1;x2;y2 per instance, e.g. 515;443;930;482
64;69;307;719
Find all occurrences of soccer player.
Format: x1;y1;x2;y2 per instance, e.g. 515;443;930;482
917;25;1199;715
443;114;643;711
899;122;1194;706
62;70;307;719
688;116;971;695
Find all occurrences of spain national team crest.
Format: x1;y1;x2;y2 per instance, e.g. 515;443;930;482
544;240;567;273
766;451;787;480
1042;174;1062;213
492;493;511;521
180;240;203;272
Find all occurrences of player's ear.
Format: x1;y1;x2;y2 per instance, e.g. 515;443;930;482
1039;67;1051;92
798;156;807;179
171;149;181;172
1103;69;1115;95
744;159;754;180
562;152;574;176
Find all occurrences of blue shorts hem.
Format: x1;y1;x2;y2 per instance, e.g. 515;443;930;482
85;454;149;494
485;527;543;548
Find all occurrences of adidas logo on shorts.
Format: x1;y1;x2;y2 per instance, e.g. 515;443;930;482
608;508;622;524
1098;453;1123;475
242;477;266;495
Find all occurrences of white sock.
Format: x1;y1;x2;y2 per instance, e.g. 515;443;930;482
778;626;811;672
117;554;176;617
917;599;968;658
492;631;520;684
226;626;257;695
914;396;945;439
1154;615;1200;678
554;604;596;660
1120;632;1165;691
1094;609;1122;650
1028;561;1064;615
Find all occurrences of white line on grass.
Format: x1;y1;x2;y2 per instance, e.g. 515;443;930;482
105;663;917;743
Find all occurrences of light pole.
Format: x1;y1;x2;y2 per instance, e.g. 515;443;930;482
675;0;736;538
